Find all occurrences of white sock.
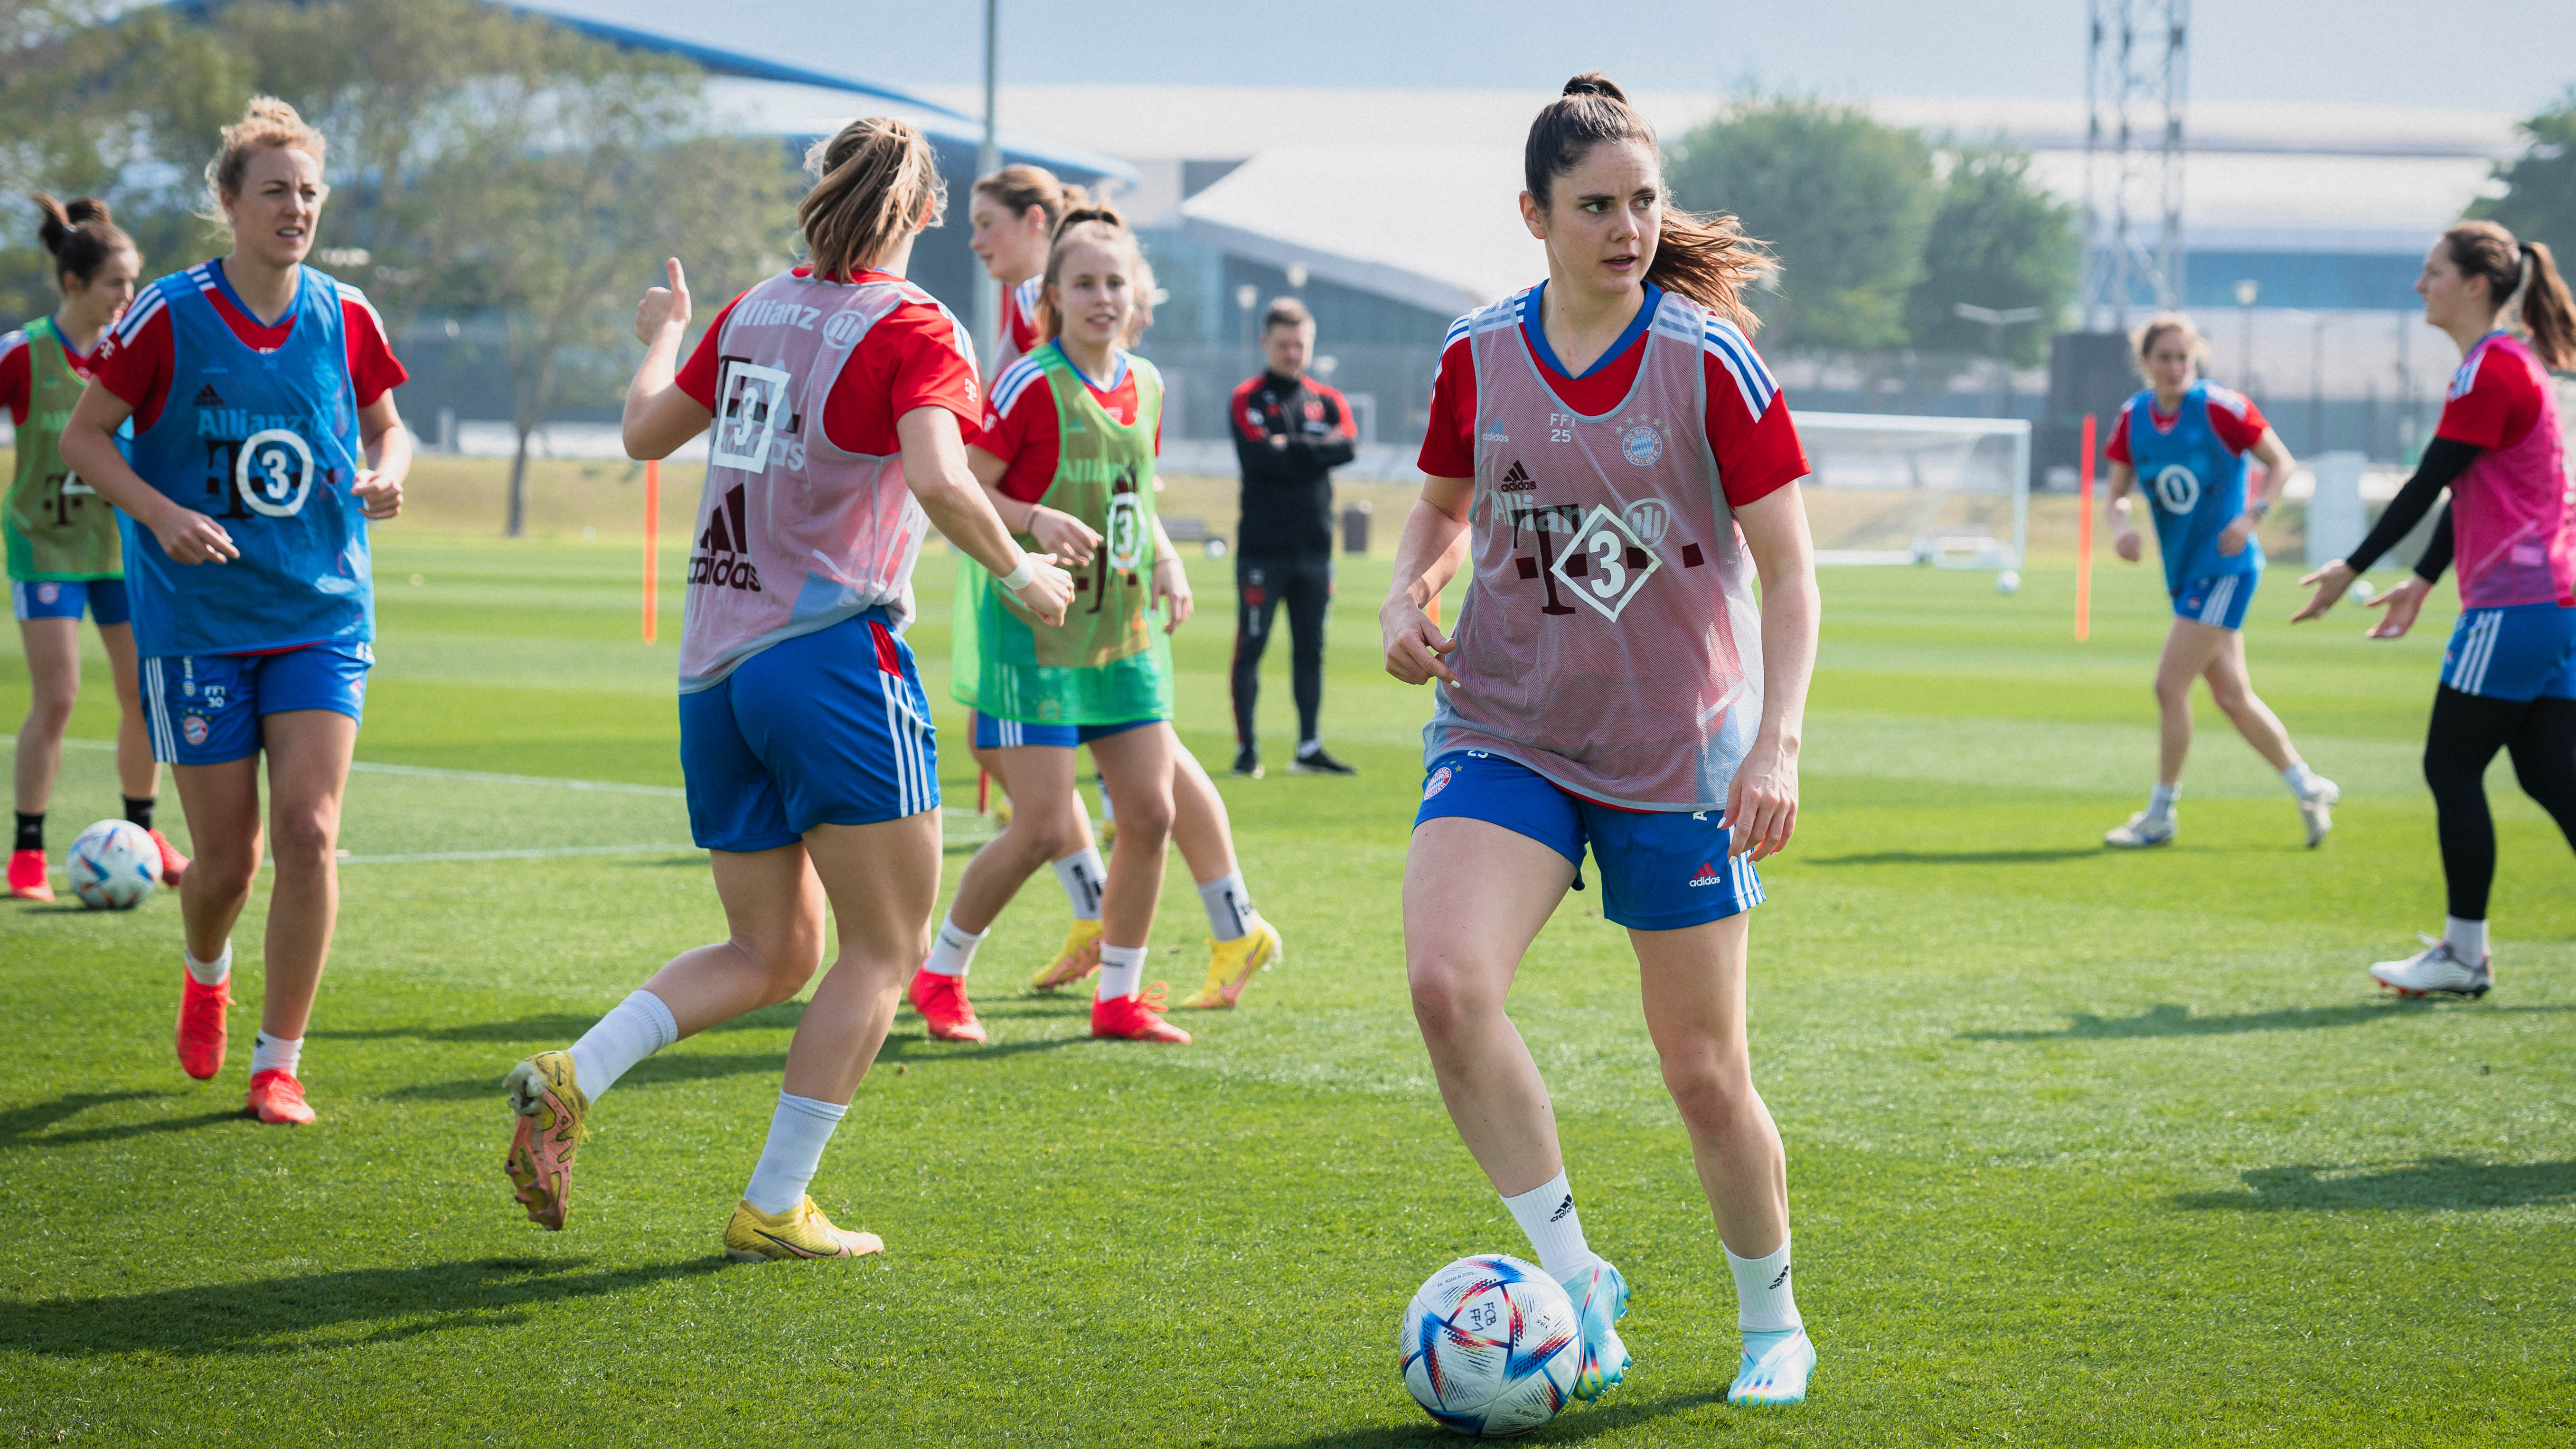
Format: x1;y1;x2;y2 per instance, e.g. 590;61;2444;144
1297;738;1320;757
1197;871;1258;942
185;943;232;986
922;912;986;978
567;989;679;1099
1096;942;1147;1001
1051;850;1106;921
1726;1237;1802;1332
1501;1169;1602;1281
743;1091;848;1215
248;1031;302;1078
2281;760;2320;796
2147;782;2180;819
2444;915;2489;961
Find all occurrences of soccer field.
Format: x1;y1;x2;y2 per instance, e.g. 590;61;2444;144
3;529;2571;1446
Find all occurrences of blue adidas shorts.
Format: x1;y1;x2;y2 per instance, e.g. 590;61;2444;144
141;641;372;766
2442;602;2576;701
679;610;938;853
2173;570;2257;630
1413;750;1764;931
971;712;1160;750
12;577;129;625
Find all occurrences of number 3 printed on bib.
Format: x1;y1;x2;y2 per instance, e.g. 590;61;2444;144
235;428;315;518
1547;504;1663;621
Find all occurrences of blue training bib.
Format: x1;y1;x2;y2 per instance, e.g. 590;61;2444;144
120;262;372;657
2125;381;2261;593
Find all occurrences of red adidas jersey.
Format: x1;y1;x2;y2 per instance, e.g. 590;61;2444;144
2105;384;2268;464
1418;284;1805;510
973;345;1160;505
2435;331;2549;452
678;266;981;457
0;325;100;426
91;263;406;431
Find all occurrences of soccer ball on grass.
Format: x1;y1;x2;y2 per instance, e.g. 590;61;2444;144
67;819;159;910
1399;1253;1583;1436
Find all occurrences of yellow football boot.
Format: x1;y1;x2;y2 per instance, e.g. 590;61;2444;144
1179;919;1283;1008
723;1196;884;1262
1029;917;1105;991
503;1050;589;1232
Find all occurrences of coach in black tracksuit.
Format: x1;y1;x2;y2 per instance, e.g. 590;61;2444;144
1229;297;1357;777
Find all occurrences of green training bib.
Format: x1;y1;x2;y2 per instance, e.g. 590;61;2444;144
5;316;122;582
952;345;1173;725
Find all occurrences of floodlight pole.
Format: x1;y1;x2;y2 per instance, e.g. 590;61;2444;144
971;0;1000;364
1953;302;2043;417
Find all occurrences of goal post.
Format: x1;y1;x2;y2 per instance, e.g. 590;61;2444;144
1790;411;2031;574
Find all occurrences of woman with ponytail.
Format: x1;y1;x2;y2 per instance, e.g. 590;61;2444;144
63;99;413;1126
2294;218;2576;999
1380;74;1822;1409
6;195;188;901
498;116;1071;1262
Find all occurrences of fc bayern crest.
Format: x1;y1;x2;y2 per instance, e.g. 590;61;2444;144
1422;765;1453;800
1620;423;1664;467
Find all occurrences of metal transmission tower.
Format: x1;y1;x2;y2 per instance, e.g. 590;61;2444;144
2081;0;2189;329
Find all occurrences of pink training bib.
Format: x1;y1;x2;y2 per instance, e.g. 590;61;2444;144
678;271;940;692
1424;289;1767;811
2450;333;2575;609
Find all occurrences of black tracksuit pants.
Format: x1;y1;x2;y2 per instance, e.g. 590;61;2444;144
1232;554;1332;749
2423;685;2576;919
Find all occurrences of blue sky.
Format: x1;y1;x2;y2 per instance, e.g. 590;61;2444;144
531;0;2576;113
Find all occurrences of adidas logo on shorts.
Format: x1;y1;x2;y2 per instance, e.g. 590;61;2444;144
1689;861;1724;888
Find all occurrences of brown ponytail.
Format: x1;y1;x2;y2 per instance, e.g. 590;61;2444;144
971;163;1089;233
206;96;328;205
33;193;136;290
1032;206;1144;342
2443;219;2576;370
799;117;946;282
1523;72;1769;334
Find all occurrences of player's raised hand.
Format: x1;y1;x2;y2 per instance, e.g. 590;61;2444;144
1006;554;1075;626
635;257;690;347
150;506;239;564
349;468;403;520
2362;572;2430;639
1153;550;1194;632
1721;740;1800;861
1027;505;1100;565
2114;526;2143;564
2291;559;2356;622
1380;596;1458;686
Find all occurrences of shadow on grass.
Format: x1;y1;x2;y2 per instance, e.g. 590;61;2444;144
2174;1158;2576;1211
1962;1001;2576;1041
316;1000;811;1047
0;1090;253;1150
1810;847;2099;867
1238;1388;1735;1447
1;1255;727;1356
378;1050;791;1102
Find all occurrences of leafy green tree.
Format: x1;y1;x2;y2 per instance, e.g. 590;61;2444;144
1665;96;1935;352
1905;146;2080;367
2470;89;2576;263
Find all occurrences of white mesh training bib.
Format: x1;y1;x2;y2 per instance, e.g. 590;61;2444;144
1424;289;1766;810
678;271;940;693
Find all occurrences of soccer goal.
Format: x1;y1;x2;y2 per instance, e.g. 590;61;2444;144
1792;412;2031;574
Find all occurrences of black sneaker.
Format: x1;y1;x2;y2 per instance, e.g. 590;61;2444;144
1291;745;1356;776
1230;745;1263;778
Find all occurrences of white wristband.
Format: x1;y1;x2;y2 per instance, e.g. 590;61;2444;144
998;554;1039;593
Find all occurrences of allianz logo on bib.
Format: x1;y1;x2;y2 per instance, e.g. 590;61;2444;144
690;483;764;593
1689;860;1724;888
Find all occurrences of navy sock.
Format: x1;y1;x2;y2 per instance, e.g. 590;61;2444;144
13;812;40;853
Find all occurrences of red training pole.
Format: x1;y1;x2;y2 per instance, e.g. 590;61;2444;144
2075;413;2096;642
642;460;660;644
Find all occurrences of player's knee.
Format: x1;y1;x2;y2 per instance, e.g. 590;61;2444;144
2152;675;2191;710
1406;958;1501;1042
1114;789;1174;845
266;809;338;865
2207;679;2251;714
1660;1051;1756;1128
19;693;74;734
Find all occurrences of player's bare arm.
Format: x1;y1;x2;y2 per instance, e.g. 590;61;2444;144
61;378;239;564
898;405;1072;626
622;256;713;461
2219;426;2294;557
1149;515;1192;631
965;442;1100;565
350;390;410;521
1380;472;1472;686
1723;481;1819;862
2107;461;2143;563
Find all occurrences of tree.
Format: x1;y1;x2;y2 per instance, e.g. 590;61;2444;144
1904;145;2080;367
1665;96;1935;352
2470;89;2576;263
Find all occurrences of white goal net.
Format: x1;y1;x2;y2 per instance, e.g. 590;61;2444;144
1792;412;2031;573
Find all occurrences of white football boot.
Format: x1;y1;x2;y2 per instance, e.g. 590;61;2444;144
2369;936;2493;998
2297;776;2341;849
2103;809;2175;848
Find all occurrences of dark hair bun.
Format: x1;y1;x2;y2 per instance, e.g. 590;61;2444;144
1562;72;1629;104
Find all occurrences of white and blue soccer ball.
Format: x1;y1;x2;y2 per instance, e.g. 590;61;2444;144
1400;1253;1583;1437
1995;569;2022;595
67;819;158;911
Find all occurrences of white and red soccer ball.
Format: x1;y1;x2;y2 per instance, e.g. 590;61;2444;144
1399;1253;1583;1436
67;819;159;910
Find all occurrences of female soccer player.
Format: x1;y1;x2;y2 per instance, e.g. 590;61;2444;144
2100;313;2339;849
1381;75;1821;1408
61;99;410;1123
2294;219;2576;998
500;117;1072;1261
7;195;188;900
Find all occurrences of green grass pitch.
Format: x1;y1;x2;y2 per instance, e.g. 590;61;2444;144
2;532;2570;1446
